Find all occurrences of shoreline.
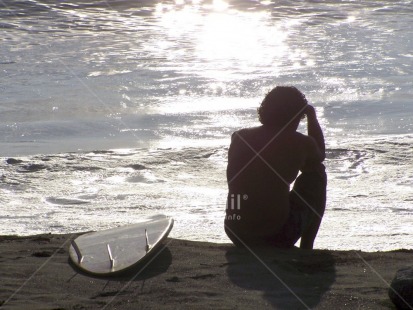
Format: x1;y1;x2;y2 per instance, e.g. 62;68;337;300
1;233;412;309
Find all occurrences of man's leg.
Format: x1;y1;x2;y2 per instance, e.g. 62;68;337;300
290;164;327;249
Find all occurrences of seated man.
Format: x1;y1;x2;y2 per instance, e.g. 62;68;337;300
225;86;327;249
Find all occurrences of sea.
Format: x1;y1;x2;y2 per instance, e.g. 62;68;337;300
1;0;412;251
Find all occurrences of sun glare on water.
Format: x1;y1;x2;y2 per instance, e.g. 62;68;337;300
155;0;290;81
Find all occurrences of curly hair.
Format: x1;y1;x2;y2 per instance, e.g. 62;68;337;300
257;86;308;127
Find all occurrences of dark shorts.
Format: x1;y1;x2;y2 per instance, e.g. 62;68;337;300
225;165;327;248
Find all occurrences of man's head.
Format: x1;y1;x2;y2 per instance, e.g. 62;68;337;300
258;86;308;129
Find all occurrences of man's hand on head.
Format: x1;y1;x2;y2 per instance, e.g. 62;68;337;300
304;104;316;118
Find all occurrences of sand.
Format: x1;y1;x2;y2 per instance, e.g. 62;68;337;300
0;233;412;309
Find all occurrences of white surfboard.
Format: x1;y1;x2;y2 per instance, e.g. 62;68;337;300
69;214;174;276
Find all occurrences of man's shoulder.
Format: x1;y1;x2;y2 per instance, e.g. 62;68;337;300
231;126;262;138
233;126;262;134
293;131;311;141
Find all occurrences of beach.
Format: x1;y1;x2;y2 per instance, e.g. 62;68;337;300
1;233;411;309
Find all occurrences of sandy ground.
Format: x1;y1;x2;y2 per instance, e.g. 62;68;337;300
0;234;412;309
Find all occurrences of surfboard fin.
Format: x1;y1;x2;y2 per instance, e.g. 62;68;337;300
71;240;84;264
145;229;151;252
107;244;115;270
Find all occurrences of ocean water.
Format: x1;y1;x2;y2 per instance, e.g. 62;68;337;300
1;0;412;251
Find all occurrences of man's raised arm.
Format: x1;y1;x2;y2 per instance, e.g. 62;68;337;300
305;105;325;160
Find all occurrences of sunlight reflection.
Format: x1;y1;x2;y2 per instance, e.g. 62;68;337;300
346;15;356;23
211;0;229;11
154;1;289;80
159;97;256;114
197;11;287;76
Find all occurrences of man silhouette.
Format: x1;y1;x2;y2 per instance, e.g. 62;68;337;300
225;86;327;249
